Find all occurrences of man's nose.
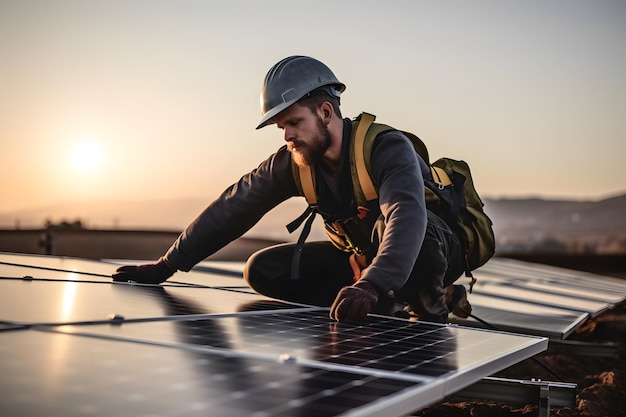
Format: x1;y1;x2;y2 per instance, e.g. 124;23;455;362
283;127;295;142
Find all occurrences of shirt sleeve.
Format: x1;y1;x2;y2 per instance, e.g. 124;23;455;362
358;130;428;296
164;146;299;271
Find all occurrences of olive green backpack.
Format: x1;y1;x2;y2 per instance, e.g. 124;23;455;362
292;112;495;288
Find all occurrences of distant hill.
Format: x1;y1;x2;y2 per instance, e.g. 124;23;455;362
484;193;626;253
2;193;625;253
484;193;626;235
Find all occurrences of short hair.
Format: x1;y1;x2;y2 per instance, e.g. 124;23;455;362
297;89;342;119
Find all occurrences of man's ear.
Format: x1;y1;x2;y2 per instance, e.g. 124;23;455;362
319;102;333;124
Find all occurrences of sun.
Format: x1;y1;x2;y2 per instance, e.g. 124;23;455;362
71;140;104;172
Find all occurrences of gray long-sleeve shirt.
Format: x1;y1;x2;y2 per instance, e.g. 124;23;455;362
164;118;428;296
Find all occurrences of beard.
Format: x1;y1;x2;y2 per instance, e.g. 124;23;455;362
291;116;332;167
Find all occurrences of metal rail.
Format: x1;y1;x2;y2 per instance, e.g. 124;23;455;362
454;376;577;417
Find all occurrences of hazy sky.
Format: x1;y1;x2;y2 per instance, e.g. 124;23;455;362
1;0;625;215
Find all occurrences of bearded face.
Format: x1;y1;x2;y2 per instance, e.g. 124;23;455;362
290;115;332;167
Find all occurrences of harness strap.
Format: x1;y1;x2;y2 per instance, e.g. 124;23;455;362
287;206;318;280
430;166;452;187
298;165;317;205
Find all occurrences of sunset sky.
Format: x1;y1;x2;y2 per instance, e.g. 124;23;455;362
1;1;625;220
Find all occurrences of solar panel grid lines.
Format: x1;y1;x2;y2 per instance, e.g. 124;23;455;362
50;327;438;417
0;329;424;417
52;308;547;380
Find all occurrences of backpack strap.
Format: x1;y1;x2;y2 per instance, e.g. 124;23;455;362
350;113;399;204
353;112;378;201
351;113;433;204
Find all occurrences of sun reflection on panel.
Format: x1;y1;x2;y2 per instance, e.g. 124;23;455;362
61;277;78;322
43;279;79;397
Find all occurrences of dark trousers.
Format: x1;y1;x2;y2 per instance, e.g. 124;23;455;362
244;211;465;322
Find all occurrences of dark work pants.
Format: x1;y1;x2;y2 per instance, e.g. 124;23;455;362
244;211;465;323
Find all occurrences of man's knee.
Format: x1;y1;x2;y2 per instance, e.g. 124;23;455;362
243;244;293;297
243;250;260;289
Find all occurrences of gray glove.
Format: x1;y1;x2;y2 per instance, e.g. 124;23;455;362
329;280;379;322
112;258;175;284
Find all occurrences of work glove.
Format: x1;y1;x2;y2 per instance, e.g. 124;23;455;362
112;258;175;284
329;280;379;322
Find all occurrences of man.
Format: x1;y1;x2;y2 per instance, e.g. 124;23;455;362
113;55;470;323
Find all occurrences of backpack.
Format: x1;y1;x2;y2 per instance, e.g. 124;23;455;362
291;112;495;289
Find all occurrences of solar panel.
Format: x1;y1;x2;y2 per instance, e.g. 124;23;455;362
0;330;423;417
0;253;547;416
0;252;118;280
481;258;626;297
56;310;544;381
450;258;626;339
1;254;252;291
0;279;297;325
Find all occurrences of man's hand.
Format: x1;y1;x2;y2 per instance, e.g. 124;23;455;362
112;258;175;284
329;280;379;322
